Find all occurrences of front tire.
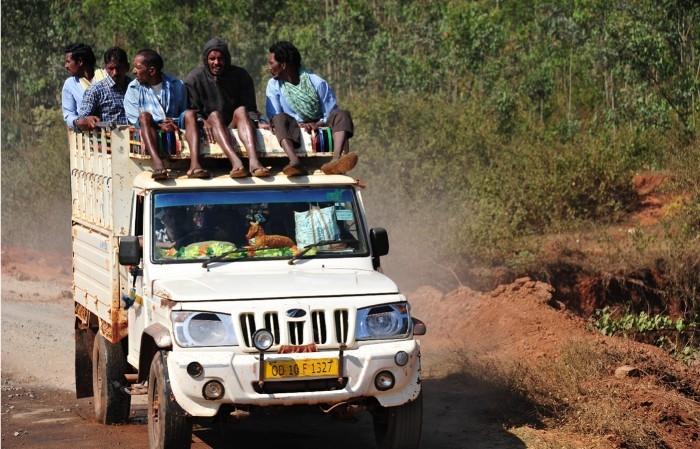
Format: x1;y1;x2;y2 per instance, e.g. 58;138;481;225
92;333;131;423
373;393;423;449
148;351;192;449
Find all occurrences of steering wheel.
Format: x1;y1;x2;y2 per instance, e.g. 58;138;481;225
172;226;213;247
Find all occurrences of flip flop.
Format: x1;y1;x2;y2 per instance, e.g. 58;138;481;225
282;164;307;177
321;152;358;175
187;168;212;179
230;167;250;178
151;168;168;180
251;167;271;177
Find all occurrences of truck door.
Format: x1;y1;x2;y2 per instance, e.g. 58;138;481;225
126;192;146;368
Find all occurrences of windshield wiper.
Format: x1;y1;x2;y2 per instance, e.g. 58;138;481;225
288;239;356;265
202;248;250;269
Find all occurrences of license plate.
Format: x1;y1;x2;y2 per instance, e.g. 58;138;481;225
264;357;339;379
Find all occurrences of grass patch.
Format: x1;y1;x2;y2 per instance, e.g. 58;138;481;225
503;341;668;449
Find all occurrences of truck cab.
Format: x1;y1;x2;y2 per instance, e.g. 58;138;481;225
70;127;424;449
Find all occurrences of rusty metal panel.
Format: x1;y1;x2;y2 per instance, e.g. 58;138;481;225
74;286;111;324
69;129;135;342
72;224;113;324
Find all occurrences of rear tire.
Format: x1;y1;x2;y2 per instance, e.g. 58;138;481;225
75;321;95;398
92;333;131;423
373;393;423;449
148;351;192;449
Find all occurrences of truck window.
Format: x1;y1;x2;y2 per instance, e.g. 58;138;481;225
151;187;368;263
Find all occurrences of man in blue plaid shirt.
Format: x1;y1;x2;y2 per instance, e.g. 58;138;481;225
76;47;130;130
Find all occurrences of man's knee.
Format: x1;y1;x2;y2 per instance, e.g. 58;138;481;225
207;110;223;124
183;109;197;124
139;112;154;123
270;112;293;128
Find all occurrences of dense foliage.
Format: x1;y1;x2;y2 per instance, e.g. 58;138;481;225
2;0;699;263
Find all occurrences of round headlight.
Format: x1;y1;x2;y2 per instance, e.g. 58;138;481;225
202;380;225;400
252;329;274;351
188;313;225;343
187;362;203;378
394;351;409;366
374;370;395;391
366;308;401;335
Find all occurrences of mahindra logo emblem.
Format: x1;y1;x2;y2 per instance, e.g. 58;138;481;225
286;308;306;318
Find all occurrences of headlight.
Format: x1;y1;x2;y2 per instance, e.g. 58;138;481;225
171;311;238;347
355;303;411;340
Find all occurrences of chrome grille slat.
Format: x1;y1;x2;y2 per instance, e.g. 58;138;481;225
334;309;349;344
239;313;256;347
312;310;326;344
264;312;280;344
288;322;304;345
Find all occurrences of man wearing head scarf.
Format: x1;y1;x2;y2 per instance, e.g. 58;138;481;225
265;41;357;176
185;38;269;178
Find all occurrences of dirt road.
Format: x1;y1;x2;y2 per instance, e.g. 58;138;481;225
1;259;528;449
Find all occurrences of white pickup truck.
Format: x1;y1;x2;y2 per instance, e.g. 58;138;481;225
70;126;425;449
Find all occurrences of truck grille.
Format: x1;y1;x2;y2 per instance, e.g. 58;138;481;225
237;308;351;349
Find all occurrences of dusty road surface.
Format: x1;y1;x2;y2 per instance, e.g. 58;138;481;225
1;249;529;449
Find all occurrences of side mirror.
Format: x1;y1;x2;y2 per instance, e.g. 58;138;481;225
370;227;389;257
118;236;142;266
412;317;427;336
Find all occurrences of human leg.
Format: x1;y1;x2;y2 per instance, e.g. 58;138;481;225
182;110;211;178
139;112;167;179
270;113;306;176
321;109;357;174
231;106;269;177
205;111;248;177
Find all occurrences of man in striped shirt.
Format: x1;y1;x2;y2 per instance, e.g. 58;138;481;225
76;47;130;130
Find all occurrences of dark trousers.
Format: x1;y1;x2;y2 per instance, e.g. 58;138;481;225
270;109;354;148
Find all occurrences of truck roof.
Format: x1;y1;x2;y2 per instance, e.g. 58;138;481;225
132;171;361;190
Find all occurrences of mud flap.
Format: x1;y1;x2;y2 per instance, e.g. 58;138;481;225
75;319;96;398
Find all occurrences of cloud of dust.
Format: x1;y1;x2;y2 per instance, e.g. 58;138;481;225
356;167;464;293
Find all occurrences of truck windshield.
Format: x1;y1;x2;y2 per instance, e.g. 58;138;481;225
151;187;368;263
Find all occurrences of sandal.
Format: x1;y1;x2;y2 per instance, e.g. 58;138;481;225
282;164;307;177
251;167;271;177
321;152;358;175
151;168;168;180
187;168;212;179
229;166;250;178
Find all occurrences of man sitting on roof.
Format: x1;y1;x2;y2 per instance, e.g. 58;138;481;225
124;49;210;181
265;41;358;176
62;43;106;130
185;38;269;178
76;47;130;130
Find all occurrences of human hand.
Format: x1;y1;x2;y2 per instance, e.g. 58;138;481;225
202;122;215;143
75;116;100;130
159;119;178;133
300;122;320;133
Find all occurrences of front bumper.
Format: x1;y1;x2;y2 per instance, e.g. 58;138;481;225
167;339;421;417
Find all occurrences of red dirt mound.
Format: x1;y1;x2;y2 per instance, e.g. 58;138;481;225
409;277;700;449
